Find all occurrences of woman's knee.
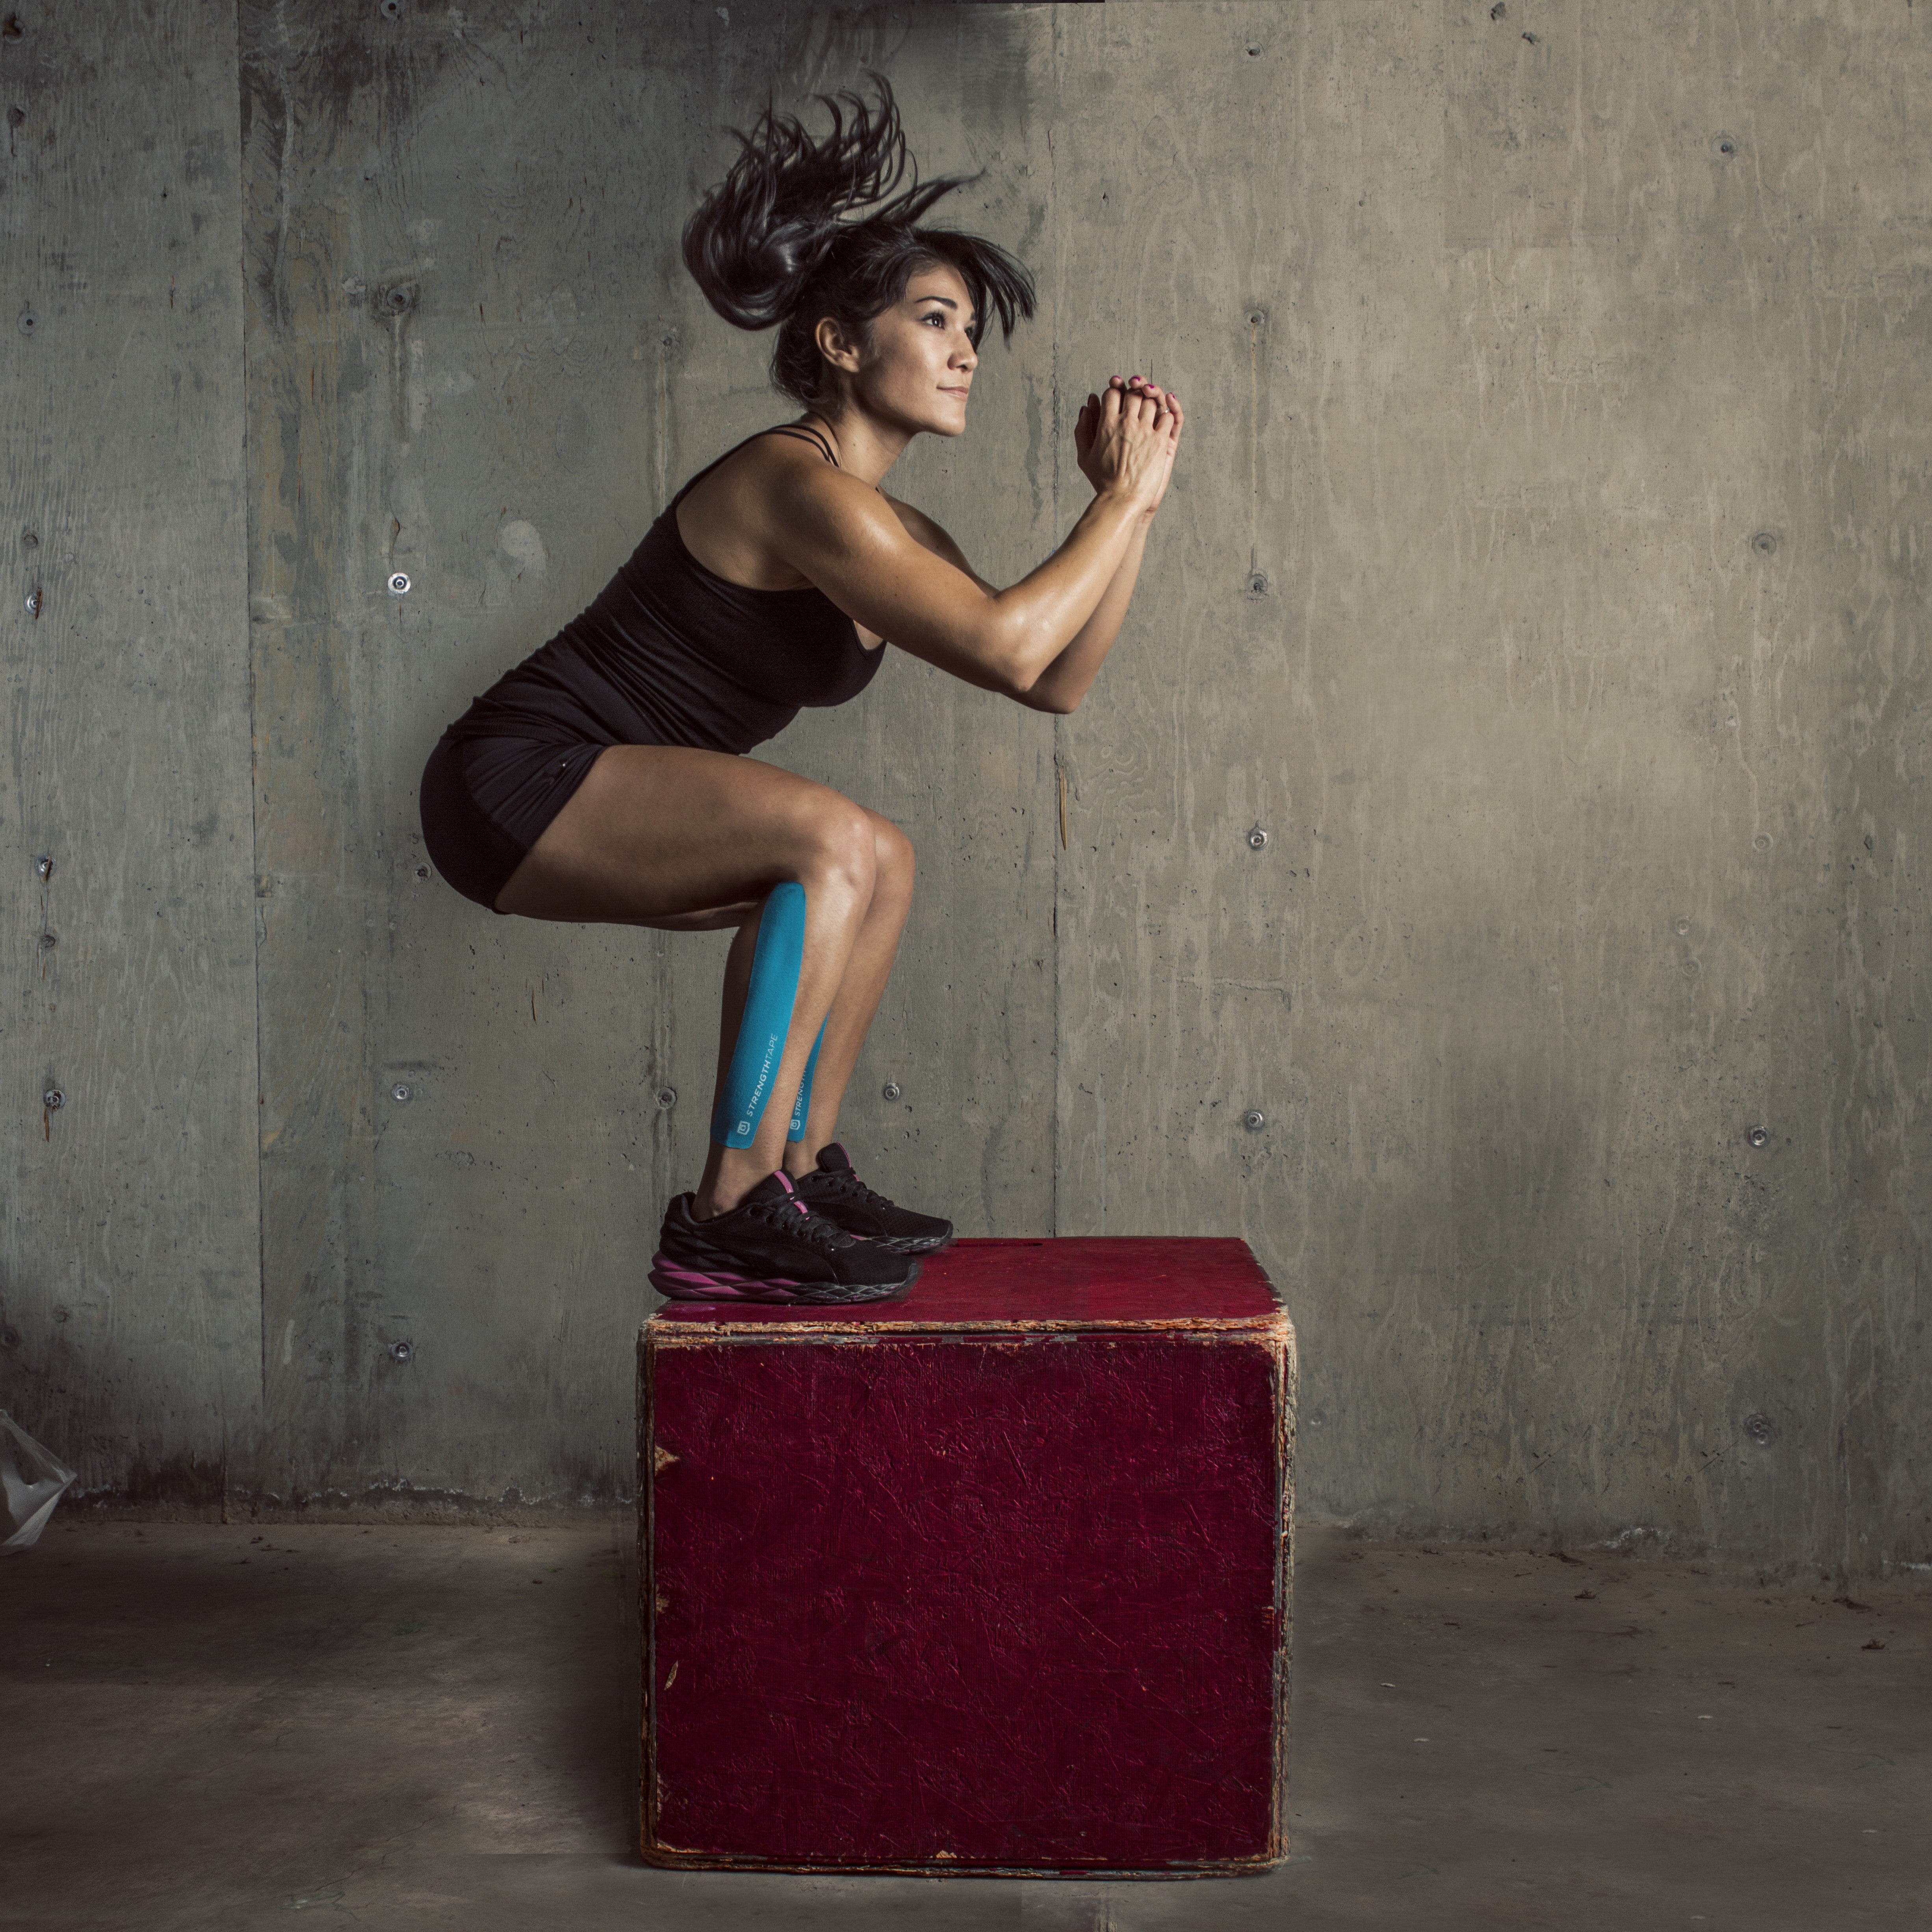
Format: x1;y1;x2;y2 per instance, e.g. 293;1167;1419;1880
869;813;915;908
795;794;877;898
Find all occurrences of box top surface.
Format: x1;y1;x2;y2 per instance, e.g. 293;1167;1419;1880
648;1236;1286;1335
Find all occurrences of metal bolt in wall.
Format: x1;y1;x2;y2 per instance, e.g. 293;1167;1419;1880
1247;825;1268;851
1747;1126;1769;1148
882;1082;902;1102
34;854;53;880
1751;531;1778;556
391;1083;412;1104
43;1086;63;1110
388;572;411;595
1743;1412;1776;1447
1244;1110;1266;1132
16;307;35;336
389;1340;413;1364
24;587;40;618
656;1087;677;1109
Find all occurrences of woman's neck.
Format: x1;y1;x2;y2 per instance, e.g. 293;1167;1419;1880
800;407;910;490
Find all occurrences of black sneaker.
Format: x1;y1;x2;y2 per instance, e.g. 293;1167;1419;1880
788;1143;955;1255
649;1170;919;1304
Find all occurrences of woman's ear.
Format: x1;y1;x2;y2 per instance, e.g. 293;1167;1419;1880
813;314;863;377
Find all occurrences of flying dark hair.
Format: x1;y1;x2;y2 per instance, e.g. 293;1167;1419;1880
681;75;1036;408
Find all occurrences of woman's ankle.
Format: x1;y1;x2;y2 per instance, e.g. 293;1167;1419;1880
691;1182;743;1221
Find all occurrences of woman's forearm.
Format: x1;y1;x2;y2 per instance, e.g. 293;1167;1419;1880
1017;517;1151;713
984;488;1148;691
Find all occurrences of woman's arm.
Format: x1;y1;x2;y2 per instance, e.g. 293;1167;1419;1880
888;499;1148;716
767;384;1179;698
1015;520;1151;715
878;380;1183;711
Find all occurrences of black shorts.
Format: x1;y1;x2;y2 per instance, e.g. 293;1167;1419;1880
418;733;607;914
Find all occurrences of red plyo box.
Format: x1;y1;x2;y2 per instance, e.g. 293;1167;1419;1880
637;1237;1297;1875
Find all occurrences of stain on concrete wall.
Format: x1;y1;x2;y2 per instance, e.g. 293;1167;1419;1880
6;1;1928;1575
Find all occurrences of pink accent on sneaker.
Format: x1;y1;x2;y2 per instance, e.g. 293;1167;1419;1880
649;1253;810;1302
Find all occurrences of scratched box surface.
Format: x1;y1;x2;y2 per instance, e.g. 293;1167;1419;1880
637;1238;1296;1875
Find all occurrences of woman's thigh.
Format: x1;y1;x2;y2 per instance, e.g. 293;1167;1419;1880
491;742;874;926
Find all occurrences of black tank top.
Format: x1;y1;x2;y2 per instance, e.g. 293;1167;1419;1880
441;427;883;753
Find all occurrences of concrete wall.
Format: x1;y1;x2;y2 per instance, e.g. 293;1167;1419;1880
3;1;1928;1577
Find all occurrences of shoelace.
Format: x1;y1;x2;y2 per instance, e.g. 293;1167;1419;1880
808;1167;893;1212
741;1187;854;1253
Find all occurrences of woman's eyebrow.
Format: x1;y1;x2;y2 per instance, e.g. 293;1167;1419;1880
919;294;979;328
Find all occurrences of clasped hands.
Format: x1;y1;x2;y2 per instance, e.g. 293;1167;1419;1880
1075;373;1185;518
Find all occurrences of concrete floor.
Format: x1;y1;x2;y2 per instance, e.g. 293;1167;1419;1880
2;1521;1926;1931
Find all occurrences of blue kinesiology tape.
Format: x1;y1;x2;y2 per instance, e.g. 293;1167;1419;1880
787;1017;828;1144
711;881;807;1149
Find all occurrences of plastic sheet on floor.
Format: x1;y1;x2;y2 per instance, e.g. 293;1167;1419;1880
1;1409;77;1552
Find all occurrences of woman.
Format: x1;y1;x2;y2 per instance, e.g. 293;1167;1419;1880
418;80;1183;1306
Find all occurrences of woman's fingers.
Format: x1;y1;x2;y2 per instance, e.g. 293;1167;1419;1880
1084;373;1185;505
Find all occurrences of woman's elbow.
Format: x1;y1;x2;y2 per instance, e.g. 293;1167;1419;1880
975;612;1038;703
1013;681;1078;715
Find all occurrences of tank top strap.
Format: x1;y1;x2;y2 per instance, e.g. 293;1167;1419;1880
763;423;839;466
669;423;839;508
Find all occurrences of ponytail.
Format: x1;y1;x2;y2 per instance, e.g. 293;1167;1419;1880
682;75;1035;406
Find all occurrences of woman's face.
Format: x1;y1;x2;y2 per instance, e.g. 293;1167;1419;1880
827;263;979;438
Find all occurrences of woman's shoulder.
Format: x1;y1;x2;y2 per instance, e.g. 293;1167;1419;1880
676;429;887;591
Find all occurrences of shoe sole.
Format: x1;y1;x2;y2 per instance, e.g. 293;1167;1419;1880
869;1229;956;1256
649;1254;920;1305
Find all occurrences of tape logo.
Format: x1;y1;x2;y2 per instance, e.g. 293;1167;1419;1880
737;1120;751;1136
